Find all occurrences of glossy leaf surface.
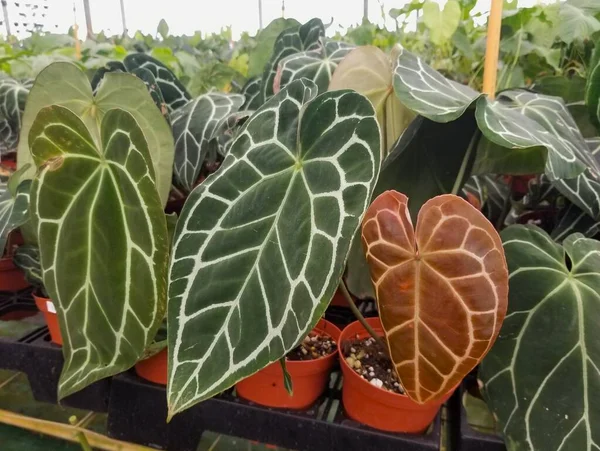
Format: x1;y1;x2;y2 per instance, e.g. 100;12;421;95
168;80;381;417
361;192;508;403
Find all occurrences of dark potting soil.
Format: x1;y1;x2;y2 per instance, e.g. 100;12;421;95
341;336;404;394
287;332;337;361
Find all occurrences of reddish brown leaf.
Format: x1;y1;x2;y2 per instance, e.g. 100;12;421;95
361;191;508;404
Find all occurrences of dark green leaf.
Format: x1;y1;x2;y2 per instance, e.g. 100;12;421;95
480;225;600;451
167;80;381;417
123;53;191;112
13;244;43;287
248;18;301;77
172;93;244;192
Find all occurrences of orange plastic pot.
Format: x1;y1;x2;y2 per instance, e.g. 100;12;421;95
0;257;30;292
236;319;341;409
340;318;454;433
33;293;62;345
135;348;168;385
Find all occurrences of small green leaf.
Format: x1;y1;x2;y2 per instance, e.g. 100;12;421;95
157;19;169;40
557;2;600;44
172;93;244;192
422;0;461;46
123;53;191;113
279;358;293;396
248;18;301;78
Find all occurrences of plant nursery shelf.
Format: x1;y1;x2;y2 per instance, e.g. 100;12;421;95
0;323;110;413
107;370;444;451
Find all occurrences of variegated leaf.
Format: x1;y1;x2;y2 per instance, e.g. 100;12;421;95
362;192;508;403
462;175;509;224
130;67;170;124
123;53;191;113
260;18;325;102
240;76;263;111
167;79;381;417
17;62;174;206
90;61;126;94
30;106;169;398
13;244;43;287
172;93;245;192
480;226;600;451
329;45;415;156
552;203;600;241
0;177;30;254
0;77;30;155
393;46;481;123
275;41;354;94
393;49;587;182
496;91;600;220
211;110;253;157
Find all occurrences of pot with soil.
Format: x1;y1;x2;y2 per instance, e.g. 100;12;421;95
343;192;509;433
235;318;341;409
340;317;453;433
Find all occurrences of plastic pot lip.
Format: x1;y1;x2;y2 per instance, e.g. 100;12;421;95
340;317;455;409
258;318;342;377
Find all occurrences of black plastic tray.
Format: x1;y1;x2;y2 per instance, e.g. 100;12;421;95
0;288;38;319
107;369;444;451
0;325;110;412
451;379;506;451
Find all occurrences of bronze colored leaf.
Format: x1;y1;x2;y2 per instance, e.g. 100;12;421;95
361;192;508;403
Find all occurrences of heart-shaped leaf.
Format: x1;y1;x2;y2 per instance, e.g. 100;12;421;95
172;93;245;192
423;0;461;45
123;53;191;113
167;79;381;417
361;192;508;403
329;45;414;157
30;105;169;398
275;41;354;95
480;225;600;451
17;62;174;206
260;18;325;102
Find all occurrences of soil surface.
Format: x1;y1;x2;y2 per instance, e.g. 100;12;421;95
341;336;404;394
287;332;337;361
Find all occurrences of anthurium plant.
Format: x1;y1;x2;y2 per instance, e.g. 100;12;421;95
361;191;509;403
480;225;600;450
29;105;170;398
345;46;600;300
166;79;381;417
17;62;175;206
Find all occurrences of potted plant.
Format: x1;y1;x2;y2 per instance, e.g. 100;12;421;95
335;191;509;433
165;78;382;419
479;225;600;450
235;318;341;409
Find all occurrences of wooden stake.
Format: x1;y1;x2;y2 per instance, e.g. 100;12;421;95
482;0;503;99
